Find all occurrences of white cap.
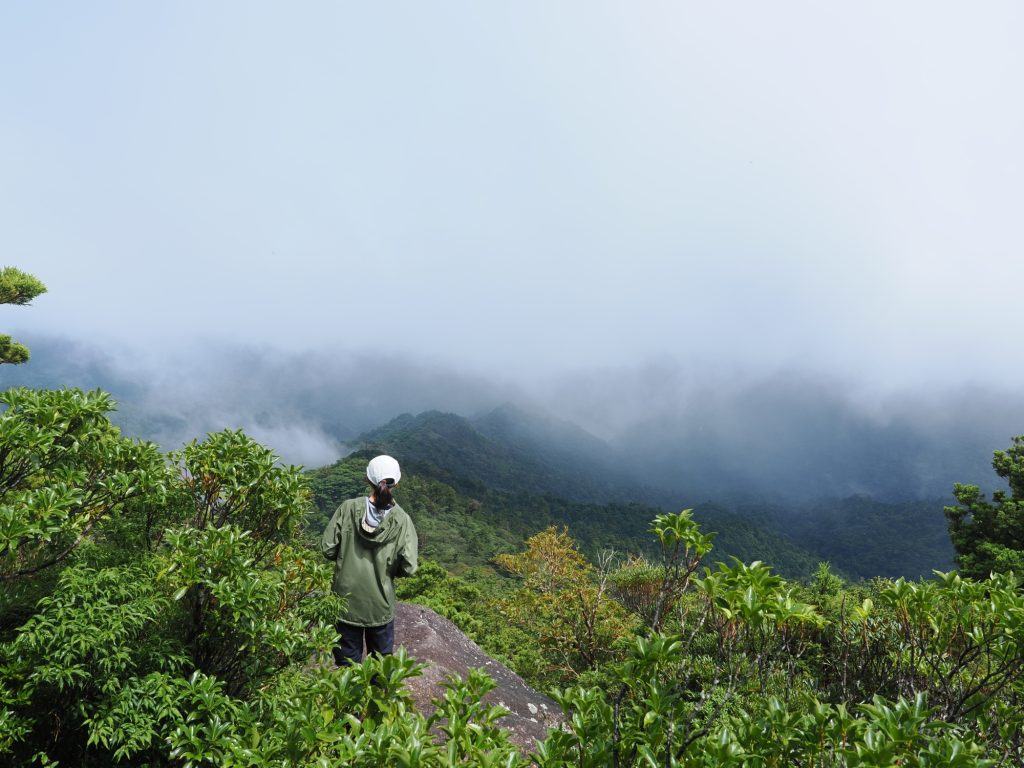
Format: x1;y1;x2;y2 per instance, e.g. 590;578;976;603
366;455;401;487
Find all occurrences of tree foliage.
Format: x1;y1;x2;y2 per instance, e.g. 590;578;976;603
0;388;169;588
945;435;1024;579
495;527;638;685
534;519;1024;767
0;267;47;365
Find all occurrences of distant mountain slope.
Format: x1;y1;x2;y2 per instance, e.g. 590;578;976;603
354;410;546;493
341;407;957;580
741;496;957;580
472;403;625;482
355;407;644;503
690;503;821;578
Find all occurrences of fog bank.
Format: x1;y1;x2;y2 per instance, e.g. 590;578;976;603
4;334;1020;501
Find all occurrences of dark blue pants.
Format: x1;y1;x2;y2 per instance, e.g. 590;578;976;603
333;620;395;666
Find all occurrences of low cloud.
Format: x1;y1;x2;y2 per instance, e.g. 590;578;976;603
6;334;1021;501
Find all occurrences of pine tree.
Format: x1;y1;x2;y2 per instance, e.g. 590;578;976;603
0;266;47;364
945;435;1024;578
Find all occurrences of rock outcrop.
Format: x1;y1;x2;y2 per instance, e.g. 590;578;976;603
395;602;562;750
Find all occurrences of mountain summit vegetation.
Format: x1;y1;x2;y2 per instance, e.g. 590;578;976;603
3;378;1024;764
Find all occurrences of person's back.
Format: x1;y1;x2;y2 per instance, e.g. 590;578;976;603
320;455;417;664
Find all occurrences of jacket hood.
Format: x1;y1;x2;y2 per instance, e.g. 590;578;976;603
352;498;405;546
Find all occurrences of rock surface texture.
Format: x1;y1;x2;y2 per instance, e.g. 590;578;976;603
395;602;562;750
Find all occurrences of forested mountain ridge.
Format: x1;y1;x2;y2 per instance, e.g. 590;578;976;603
343;408;958;580
354;406;646;503
744;495;956;580
307;452;823;580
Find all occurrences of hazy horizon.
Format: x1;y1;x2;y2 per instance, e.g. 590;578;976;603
4;333;1020;507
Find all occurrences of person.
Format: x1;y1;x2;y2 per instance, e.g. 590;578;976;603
320;454;418;665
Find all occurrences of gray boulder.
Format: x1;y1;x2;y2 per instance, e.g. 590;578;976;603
394;602;563;751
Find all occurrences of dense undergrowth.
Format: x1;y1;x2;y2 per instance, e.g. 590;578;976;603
2;387;1023;766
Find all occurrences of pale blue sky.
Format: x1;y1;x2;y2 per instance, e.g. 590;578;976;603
3;2;1022;389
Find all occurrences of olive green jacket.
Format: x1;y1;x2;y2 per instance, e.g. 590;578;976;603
319;497;418;627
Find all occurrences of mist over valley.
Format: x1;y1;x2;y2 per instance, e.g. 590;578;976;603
7;332;1018;578
7;334;1015;500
